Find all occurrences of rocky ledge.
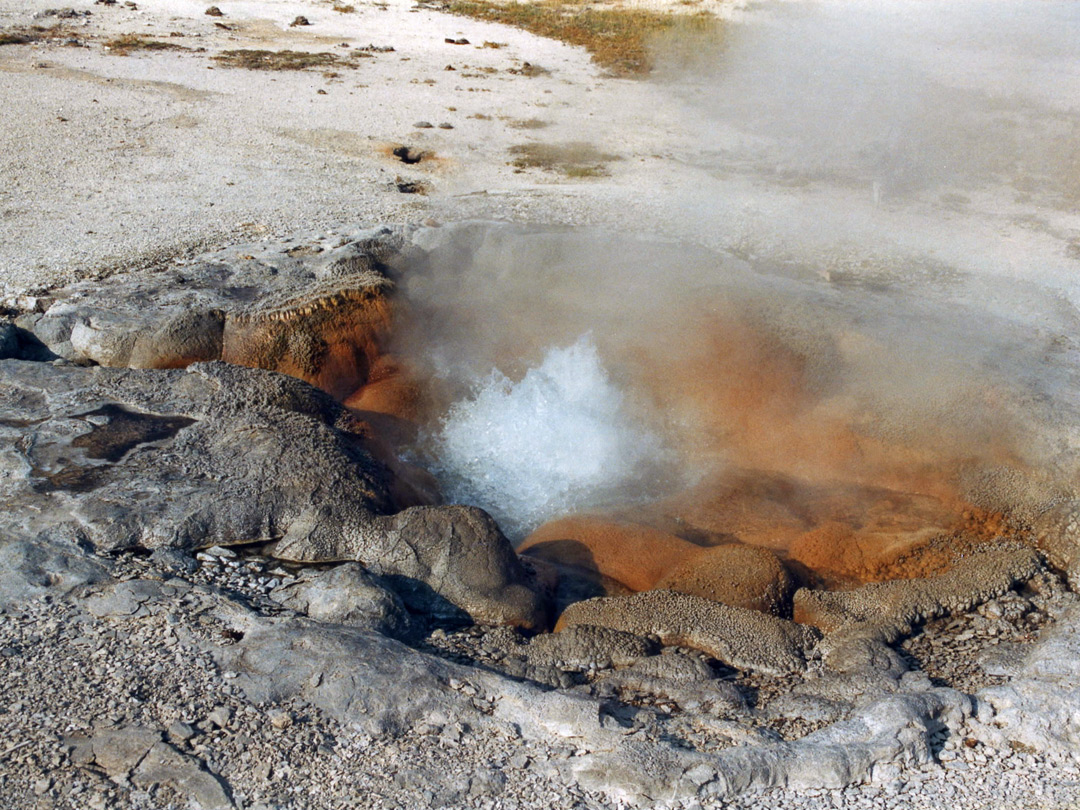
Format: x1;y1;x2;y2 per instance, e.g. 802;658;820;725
1;224;1079;809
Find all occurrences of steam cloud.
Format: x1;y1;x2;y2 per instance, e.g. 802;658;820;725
395;1;1080;554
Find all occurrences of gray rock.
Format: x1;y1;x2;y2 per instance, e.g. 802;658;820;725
19;225;407;367
132;741;234;809
206;706;232;729
167;720;196;743
765;693;848;726
69;315;138;367
270;563;414;637
0;536;112;608
970;600;1080;753
90;725;163;778
273;505;545;628
85;579;179;619
469;768;507;797
573;688;971;803
0;359;542;627
525;623;657;671
592;651;747;714
214;614;483;736
149;547;200;575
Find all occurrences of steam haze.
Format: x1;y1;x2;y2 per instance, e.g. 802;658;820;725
394;1;1080;555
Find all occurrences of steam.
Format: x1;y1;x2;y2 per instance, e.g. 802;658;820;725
395;1;1080;548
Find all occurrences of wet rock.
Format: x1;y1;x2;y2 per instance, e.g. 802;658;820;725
342;356;424;423
221;283;393;401
520;517;699;593
655;543;794;615
787;518;951;587
270;562;414;638
793;544;1043;637
556;590;818;675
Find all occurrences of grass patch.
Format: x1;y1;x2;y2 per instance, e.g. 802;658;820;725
0;25;73;46
563;164;609;178
105;35;190;55
212;49;349;71
333;3;357;11
508;117;549;129
508;141;617;176
442;0;719;77
0;32;33;46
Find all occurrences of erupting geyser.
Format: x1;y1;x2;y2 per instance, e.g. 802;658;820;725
427;334;671;540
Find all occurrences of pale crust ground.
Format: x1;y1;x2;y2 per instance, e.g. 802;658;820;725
0;0;743;296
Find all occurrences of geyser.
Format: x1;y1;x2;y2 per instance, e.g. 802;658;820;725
428;334;671;539
386;208;1077;591
379;0;1080;593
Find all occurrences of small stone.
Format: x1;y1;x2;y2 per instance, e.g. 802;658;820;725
290;15;311;26
167;721;196;742
683;763;716;787
206;706;231;729
267;709;292;730
205;5;223;15
414;121;434;129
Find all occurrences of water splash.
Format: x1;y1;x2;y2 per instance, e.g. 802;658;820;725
430;335;669;541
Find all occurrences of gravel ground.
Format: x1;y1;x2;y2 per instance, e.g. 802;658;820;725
2;549;1077;810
